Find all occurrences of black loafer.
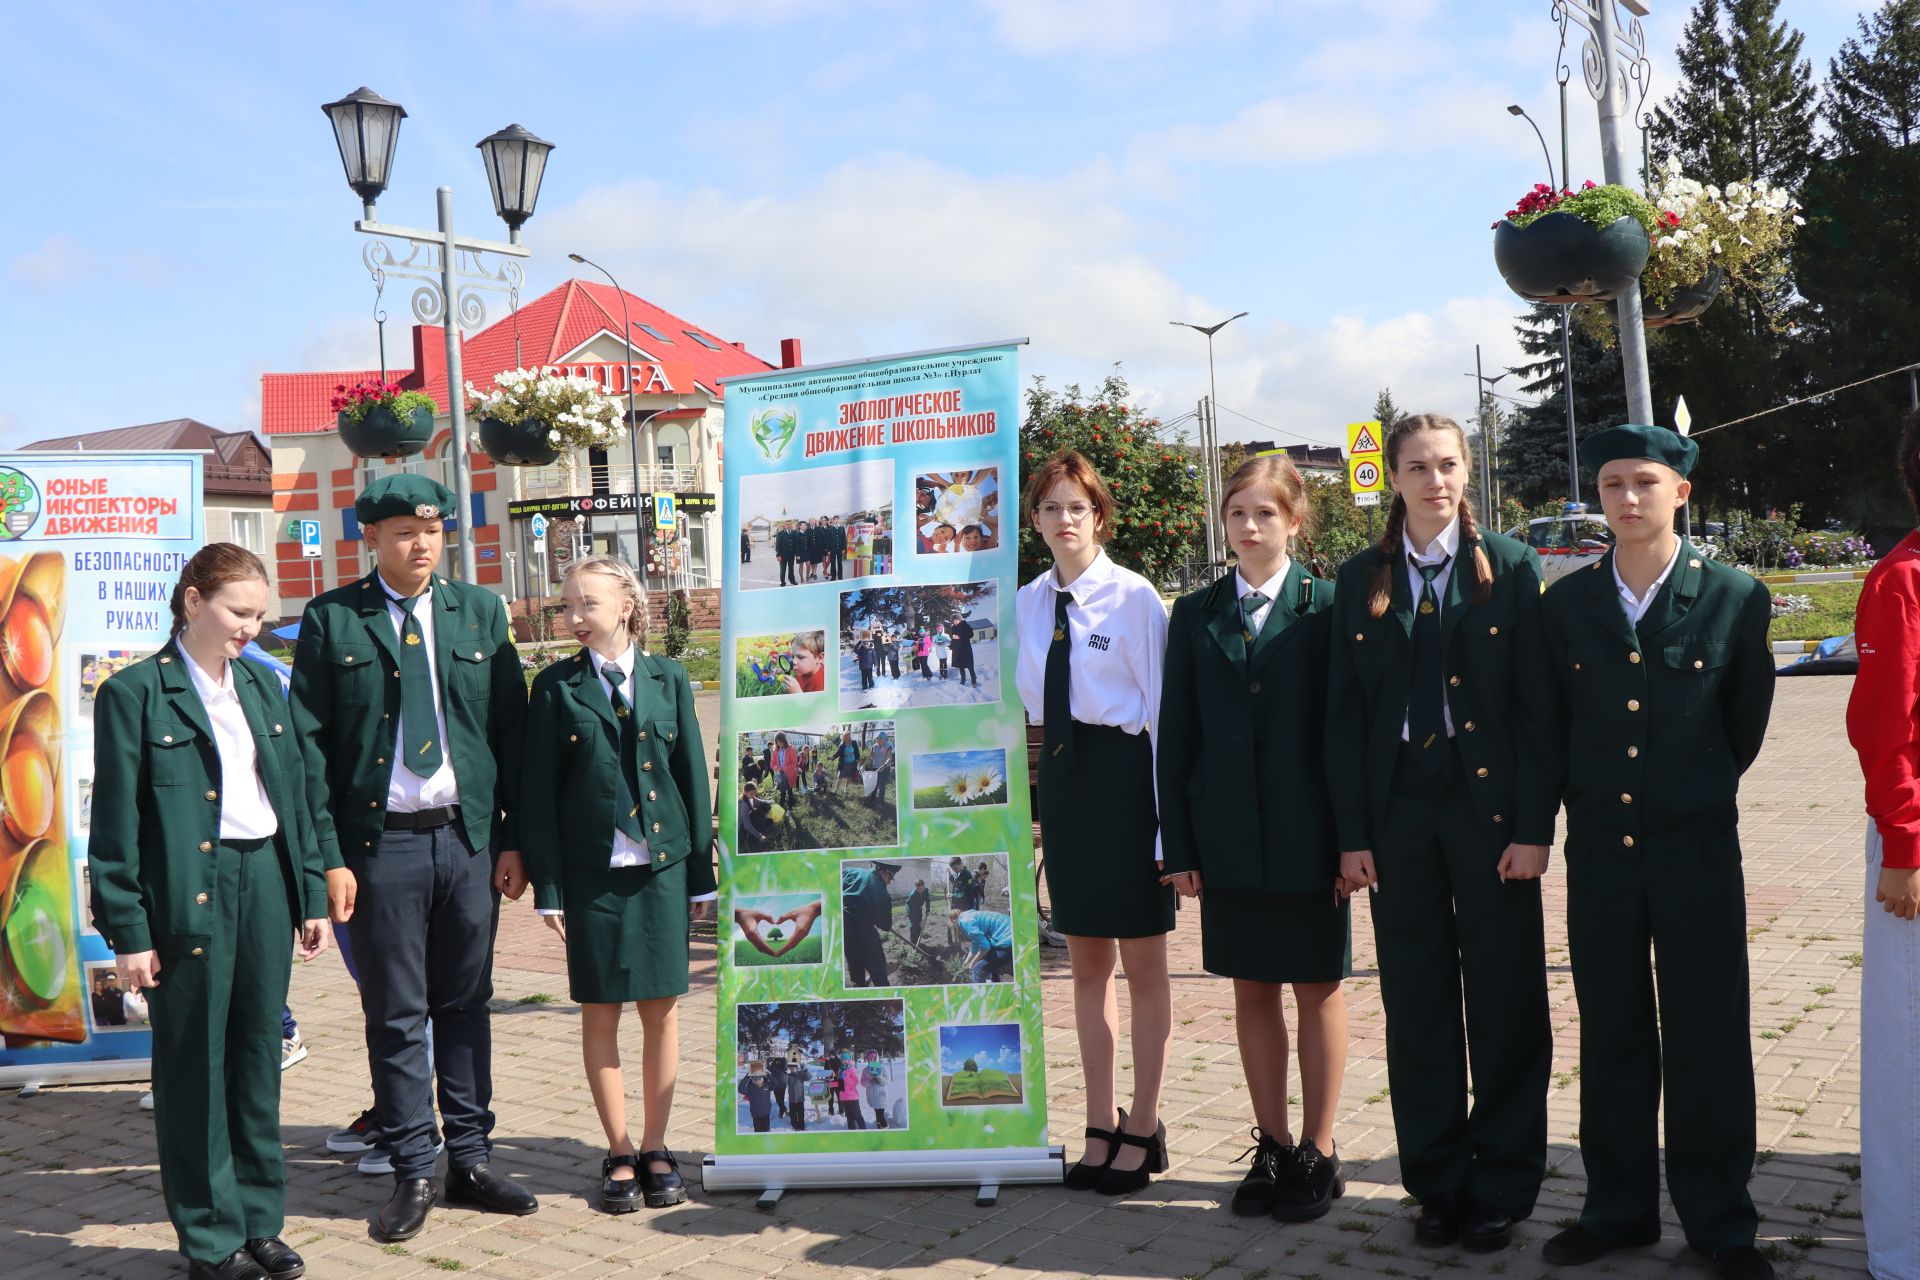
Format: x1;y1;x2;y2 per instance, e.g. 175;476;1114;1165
1697;1245;1775;1280
1543;1224;1662;1266
1461;1200;1515;1253
447;1162;539;1215
601;1153;642;1214
373;1177;436;1242
244;1237;306;1278
1064;1109;1123;1191
638;1148;689;1208
1414;1191;1462;1246
188;1251;267;1280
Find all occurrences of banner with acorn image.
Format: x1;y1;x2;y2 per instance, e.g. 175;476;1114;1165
0;453;202;1086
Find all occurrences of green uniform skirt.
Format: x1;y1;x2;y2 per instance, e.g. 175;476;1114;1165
1200;890;1351;984
1037;723;1175;938
561;856;690;1004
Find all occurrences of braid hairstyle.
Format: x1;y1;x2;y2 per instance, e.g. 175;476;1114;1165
1364;413;1494;618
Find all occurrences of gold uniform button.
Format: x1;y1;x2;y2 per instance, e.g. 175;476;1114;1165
1689;558;1701;568
195;892;208;904
274;724;282;732
376;757;386;766
191;947;205;956
198;841;212;853
1448;675;1461;687
1629;652;1642;664
393;670;401;677
1463;721;1475;732
642;762;653;772
370;801;380;809
1693;659;1705;670
651;821;662;833
569;734;578;743
1622;793;1634;804
1355;632;1365;642
473;651;483;660
1627;746;1639;758
1622;835;1636;848
162;734;173;743
160;656;172;664
1627;699;1640;712
1574;662;1582;671
345;656;355;664
1475;767;1489;778
647;790;657;801
1492;814;1505;824
1489;625;1499;636
637;730;648;741
205;790;218;801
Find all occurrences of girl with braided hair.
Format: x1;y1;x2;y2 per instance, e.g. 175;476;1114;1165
1324;413;1555;1255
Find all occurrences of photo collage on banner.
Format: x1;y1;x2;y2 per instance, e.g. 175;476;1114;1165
712;343;1050;1184
0;452;204;1087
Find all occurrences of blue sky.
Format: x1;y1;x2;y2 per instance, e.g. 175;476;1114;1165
939;1021;1022;1075
1;1;1871;451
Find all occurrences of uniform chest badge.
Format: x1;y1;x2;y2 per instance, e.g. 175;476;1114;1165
1419;600;1436;615
405;633;422;645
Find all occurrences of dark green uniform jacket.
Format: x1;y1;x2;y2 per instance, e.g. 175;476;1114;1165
288;572;525;869
1541;543;1774;849
1158;563;1339;893
842;866;893;930
89;642;327;957
1326;530;1557;850
520;646;716;911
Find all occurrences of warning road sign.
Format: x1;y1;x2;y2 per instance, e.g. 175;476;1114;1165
1344;420;1387;506
1347;421;1382;456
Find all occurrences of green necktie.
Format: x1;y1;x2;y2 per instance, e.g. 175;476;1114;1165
392;592;443;777
602;664;647;843
1408;555;1451;773
1239;590;1269;644
1042;588;1074;770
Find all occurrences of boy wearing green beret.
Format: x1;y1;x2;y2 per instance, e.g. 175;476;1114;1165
289;474;534;1242
1540;425;1776;1280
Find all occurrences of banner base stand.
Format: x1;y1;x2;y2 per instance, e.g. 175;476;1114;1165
704;1145;1063;1198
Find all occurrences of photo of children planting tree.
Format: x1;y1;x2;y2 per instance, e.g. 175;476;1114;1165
840;853;1014;989
735;721;898;854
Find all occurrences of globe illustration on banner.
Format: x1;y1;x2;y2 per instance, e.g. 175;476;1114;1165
0;469;42;542
750;407;799;461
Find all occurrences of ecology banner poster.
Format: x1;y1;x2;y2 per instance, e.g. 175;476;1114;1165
0;451;204;1087
708;342;1057;1191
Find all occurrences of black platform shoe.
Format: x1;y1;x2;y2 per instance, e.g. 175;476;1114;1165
1064;1108;1123;1190
638;1148;689;1208
1230;1128;1293;1217
1095;1117;1167;1196
1269;1138;1343;1222
601;1153;642;1214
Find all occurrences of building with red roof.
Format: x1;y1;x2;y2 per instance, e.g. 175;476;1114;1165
262;279;797;611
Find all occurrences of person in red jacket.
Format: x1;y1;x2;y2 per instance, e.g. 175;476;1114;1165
1844;408;1920;1280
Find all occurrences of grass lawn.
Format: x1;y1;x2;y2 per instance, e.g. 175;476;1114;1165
733;935;824;968
1767;580;1862;643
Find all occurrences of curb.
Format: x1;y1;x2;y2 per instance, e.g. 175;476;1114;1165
1757;568;1871;586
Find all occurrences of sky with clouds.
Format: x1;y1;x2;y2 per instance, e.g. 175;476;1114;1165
0;0;1873;451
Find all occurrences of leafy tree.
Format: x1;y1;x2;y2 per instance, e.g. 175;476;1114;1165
737;999;906;1061
1017;371;1208;587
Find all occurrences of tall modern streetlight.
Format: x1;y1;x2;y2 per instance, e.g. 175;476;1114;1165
1171;311;1247;565
1509;102;1585;505
567;253;651;573
1465;351;1512;526
321;87;555;583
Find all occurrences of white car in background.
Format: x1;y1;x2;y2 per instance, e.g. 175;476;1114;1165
1517;509;1615;582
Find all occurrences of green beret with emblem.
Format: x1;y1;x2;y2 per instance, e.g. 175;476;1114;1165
1578;423;1698;478
356;473;456;524
871;860;904;874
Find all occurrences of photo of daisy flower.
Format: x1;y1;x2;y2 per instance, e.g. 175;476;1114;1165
911;748;1010;810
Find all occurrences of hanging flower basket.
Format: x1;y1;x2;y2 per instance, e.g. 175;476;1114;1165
476;415;561;468
332;381;438;460
1494;212;1651;304
1640;265;1726;328
466;368;625;468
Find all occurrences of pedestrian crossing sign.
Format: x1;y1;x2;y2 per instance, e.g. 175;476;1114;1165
1347;421;1382;456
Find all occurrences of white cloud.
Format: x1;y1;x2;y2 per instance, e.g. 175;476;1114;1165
8;235;101;289
540;155;1529;453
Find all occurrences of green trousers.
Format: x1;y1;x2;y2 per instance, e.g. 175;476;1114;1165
1565;834;1757;1252
1371;747;1551;1218
148;837;293;1264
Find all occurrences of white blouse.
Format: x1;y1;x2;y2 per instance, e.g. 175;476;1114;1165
176;647;280;841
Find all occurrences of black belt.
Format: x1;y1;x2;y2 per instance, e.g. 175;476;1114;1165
384;804;462;831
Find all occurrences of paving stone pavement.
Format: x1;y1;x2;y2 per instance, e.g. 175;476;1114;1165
2;678;1876;1279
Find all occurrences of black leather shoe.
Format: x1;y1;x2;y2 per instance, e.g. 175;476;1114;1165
1269;1137;1343;1222
187;1251;268;1280
1064;1109;1123;1190
1461;1200;1516;1252
1697;1245;1776;1280
1413;1191;1462;1246
1095;1116;1168;1196
601;1154;642;1214
1543;1225;1662;1266
373;1177;436;1242
1229;1128;1294;1217
638;1148;689;1208
446;1162;539;1215
244;1237;306;1278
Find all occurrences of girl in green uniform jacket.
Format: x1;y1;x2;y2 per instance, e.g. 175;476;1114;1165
1158;455;1349;1224
1325;414;1555;1255
520;557;716;1215
90;544;330;1280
